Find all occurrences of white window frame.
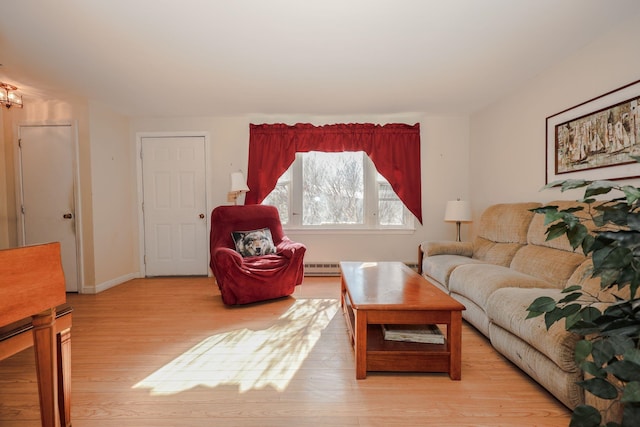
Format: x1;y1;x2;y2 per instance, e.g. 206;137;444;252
266;152;415;232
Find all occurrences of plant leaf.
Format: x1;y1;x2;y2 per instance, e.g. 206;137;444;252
580;306;603;323
559;292;582;304
575;340;593;365
546;222;568;241
622;185;640;205
621;403;640;426
560;179;591;191
584;181;617;198
527;296;557;313
544;307;566;329
625;348;640;365
567;223;590;250
578;377;619;399
592;339;616;367
581;360;607;379
606;359;640;382
621;381;640;403
569;404;601;427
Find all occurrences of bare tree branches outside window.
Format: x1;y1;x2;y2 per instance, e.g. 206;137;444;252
262;151;412;229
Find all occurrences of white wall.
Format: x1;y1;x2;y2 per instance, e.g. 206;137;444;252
0;110;8;247
89;101;138;291
130;112;470;266
470;13;640;223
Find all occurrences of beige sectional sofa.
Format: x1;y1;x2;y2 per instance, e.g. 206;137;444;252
419;201;613;409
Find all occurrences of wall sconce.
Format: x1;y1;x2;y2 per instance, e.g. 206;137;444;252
228;171;249;205
0;82;23;109
444;199;472;242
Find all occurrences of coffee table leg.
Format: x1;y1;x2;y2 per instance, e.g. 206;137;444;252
355;309;367;379
449;311;462;380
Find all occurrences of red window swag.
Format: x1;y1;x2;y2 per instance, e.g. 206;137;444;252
245;122;422;224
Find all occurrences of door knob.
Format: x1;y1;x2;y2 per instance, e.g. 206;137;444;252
63;213;73;219
199;213;205;219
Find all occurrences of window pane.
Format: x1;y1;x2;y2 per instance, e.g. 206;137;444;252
302;151;363;225
262;168;290;224
378;179;405;226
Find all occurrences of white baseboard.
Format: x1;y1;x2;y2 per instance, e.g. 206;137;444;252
81;272;141;294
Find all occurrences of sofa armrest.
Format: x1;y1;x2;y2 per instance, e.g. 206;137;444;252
417;241;473;275
421;241;473;257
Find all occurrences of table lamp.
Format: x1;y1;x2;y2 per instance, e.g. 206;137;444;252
444;200;472;242
228;172;249;205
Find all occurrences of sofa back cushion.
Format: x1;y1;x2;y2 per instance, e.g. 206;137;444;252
472;238;523;267
510;200;593;288
567;259;632;302
527;200;591;252
510;245;585;289
471;202;541;266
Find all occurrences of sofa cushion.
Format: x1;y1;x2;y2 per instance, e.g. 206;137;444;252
489;323;584;409
567;258;631;302
422;254;484;291
475;202;541;243
527;202;575;252
510;245;585;289
451;293;491;336
448;263;554;310
472;238;524;267
487;287;580;372
471;202;541;266
528;200;598;251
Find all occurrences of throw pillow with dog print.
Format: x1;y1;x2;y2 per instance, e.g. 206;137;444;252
232;227;276;257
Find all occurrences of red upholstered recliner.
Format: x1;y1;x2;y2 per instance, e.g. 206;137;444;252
209;204;306;305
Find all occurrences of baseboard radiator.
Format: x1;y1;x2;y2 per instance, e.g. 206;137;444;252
303;262;419;277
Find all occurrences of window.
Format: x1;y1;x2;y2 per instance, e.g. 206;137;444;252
263;151;413;229
246;123;423;224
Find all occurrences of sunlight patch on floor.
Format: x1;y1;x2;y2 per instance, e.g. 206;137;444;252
133;298;339;395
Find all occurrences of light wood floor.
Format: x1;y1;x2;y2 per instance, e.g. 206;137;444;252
0;277;570;426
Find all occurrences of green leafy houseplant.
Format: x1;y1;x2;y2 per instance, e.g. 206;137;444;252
526;178;640;427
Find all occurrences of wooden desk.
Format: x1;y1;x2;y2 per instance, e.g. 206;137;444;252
0;243;69;427
0;304;72;426
340;261;465;380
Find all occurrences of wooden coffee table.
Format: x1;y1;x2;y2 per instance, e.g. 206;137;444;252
340;261;465;380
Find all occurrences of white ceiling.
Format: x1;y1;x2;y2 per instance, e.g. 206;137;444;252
1;0;639;118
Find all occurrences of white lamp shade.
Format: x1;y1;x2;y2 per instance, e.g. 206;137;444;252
444;200;471;222
230;172;249;192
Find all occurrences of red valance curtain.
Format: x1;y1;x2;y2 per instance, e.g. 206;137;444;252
245;122;422;224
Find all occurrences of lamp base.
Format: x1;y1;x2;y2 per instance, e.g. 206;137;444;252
227;191;240;204
455;221;462;242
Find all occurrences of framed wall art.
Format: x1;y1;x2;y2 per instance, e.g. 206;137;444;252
546;79;640;184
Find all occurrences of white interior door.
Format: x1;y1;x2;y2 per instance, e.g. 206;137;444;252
19;125;79;292
142;136;208;276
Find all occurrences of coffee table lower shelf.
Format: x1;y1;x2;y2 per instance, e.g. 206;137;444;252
364;323;452;373
342;297;454;377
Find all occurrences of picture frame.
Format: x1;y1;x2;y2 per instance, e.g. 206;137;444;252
546;79;640;184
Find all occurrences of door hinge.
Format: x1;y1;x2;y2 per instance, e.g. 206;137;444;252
21;205;25;214
18;138;22;148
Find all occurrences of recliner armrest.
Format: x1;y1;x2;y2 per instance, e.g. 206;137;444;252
276;238;306;259
212;247;243;266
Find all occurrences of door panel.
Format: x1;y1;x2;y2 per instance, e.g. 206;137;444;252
142;136;207;276
19;125;79;292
